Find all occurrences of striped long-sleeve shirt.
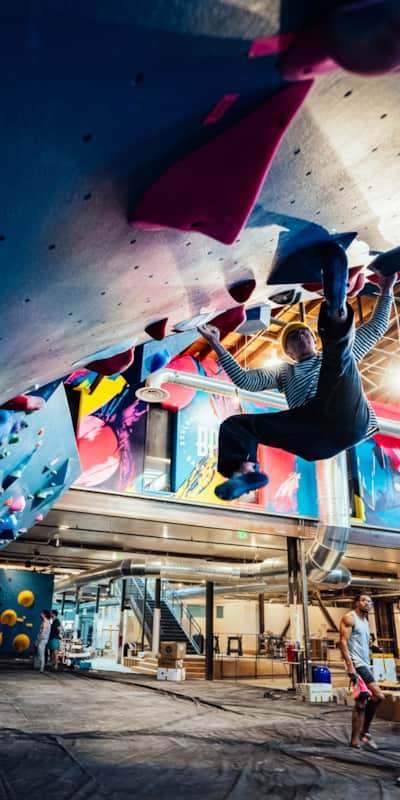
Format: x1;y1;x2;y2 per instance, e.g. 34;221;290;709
217;294;393;437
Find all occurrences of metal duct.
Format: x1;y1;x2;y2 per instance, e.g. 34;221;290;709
136;368;400;437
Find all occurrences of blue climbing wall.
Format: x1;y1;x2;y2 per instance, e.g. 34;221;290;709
0;569;53;657
0;384;81;548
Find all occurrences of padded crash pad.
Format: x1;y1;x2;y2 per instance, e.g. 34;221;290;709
130;82;313;245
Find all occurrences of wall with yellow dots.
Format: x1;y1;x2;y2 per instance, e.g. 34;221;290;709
0;569;53;657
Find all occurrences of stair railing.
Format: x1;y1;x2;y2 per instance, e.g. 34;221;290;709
124;577;154;648
161;581;202;654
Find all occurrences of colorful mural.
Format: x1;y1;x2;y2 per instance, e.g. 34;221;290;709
350;401;400;529
71;360;400;526
68;372;148;493
0;384;81;549
0;569;53;657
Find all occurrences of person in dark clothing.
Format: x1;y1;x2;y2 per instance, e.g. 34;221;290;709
199;243;396;501
49;609;62;671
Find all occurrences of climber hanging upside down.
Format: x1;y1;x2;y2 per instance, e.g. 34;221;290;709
198;242;397;501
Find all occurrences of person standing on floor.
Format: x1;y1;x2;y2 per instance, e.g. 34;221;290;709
36;609;51;673
198;244;396;501
49;609;62;670
339;593;384;749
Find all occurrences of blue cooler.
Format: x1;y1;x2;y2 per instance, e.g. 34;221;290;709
312;666;331;684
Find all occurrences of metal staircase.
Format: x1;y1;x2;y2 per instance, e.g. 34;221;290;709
125;577;200;654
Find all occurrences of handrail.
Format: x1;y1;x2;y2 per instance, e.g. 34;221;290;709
162;580;202;653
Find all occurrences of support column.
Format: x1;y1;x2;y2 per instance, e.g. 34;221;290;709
73;588;81;639
152;578;161;656
117;579;127;664
61;593;66;616
205;581;214;681
299;539;312;683
258;593;265;634
140;579;148;652
287;538;301;646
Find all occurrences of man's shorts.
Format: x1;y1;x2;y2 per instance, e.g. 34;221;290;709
49;638;60;651
356;665;375;686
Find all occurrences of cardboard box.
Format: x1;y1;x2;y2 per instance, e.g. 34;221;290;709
158;658;185;669
376;692;400;722
166;668;186;682
157;667;168;681
160;642;187;660
298;683;333;703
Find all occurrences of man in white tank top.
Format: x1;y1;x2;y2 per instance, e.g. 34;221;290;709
339;593;384;749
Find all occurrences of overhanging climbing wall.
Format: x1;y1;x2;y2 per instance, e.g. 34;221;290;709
0;1;399;404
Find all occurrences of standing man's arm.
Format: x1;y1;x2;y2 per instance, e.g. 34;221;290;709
339;612;357;681
353;273;396;361
198;324;282;392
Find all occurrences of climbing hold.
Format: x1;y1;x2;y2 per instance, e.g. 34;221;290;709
13;633;30;653
329;1;400;75
1;609;17;626
368;247;400;278
130;82;313;245
209;306;246;336
8;435;19;444
149;352;169;373
35;513;44;522
145;318;168;341
10;496;26;513
3;497;13;506
0;410;13;427
17;589;35;608
228;279;256;304
85;347;135;376
37;428;44;436
1;395;45;412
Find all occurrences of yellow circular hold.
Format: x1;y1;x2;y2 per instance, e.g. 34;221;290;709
1;609;17;626
17;590;35;608
13;633;30;653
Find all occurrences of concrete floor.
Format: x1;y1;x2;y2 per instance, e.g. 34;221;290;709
1;667;400;799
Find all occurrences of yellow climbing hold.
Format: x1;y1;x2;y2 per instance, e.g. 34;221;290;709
25;622;33;628
0;632;3;646
13;633;30;652
17;590;35;608
1;609;17;626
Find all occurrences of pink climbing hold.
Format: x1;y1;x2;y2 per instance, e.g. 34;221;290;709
203;94;239;125
209;305;246;336
144;318;168;341
279;21;338;81
228;279;256;304
130;81;313;245
35;513;44;522
10;496;26;513
85;347;135;376
249;32;296;59
1;395;45;412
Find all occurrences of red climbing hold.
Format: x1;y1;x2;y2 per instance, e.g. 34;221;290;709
144;318;168;341
209;305;246;336
1;395;45;412
85;347;135;376
228;279;256;304
130;82;313;245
